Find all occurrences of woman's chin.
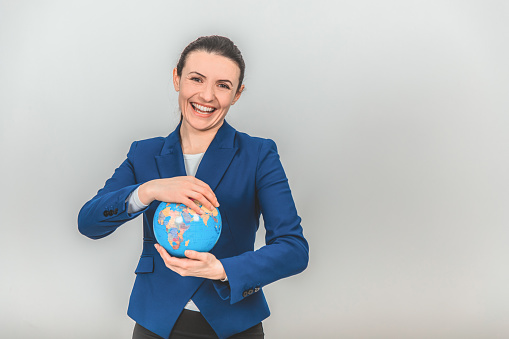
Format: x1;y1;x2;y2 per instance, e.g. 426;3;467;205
183;115;225;132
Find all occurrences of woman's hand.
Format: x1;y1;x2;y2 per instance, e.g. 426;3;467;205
138;176;219;214
154;244;227;280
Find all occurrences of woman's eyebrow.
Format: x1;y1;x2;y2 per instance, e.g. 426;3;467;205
218;79;233;85
188;71;206;77
188;71;233;85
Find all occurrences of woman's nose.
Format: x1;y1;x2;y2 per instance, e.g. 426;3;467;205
200;84;215;102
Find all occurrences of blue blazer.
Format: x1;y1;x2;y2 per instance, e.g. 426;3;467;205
78;121;309;339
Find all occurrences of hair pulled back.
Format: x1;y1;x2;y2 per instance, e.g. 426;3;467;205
176;35;245;92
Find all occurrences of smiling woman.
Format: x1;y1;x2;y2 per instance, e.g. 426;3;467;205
173;51;244;153
77;36;309;339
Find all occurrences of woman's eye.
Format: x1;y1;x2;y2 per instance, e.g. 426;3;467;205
219;83;230;90
190;77;202;82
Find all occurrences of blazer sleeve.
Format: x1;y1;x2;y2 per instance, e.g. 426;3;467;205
77;141;148;239
214;139;309;304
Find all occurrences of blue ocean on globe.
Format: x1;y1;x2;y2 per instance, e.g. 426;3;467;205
153;201;222;258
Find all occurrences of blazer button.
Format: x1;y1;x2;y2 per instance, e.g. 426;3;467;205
114;208;118;214
254;287;260;293
108;210;114;216
103;211;109;217
247;289;254;295
242;291;248;298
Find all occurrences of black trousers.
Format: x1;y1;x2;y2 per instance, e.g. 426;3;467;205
132;309;264;339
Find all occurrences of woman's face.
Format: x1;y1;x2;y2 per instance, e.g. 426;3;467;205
173;51;244;133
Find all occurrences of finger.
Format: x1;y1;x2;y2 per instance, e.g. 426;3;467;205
166;258;200;276
190;179;220;207
184;250;206;261
190;176;211;189
191;185;219;209
155;244;192;269
154;244;172;260
187;190;215;212
154;244;179;264
181;197;203;215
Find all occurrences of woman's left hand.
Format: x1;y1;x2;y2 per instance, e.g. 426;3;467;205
154;244;227;280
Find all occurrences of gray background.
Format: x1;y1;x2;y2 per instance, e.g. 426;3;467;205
1;1;508;338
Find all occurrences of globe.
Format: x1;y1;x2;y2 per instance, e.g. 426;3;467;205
153;201;222;258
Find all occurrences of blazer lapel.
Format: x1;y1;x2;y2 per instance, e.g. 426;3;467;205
155;122;187;179
155;121;238;192
195;121;238;192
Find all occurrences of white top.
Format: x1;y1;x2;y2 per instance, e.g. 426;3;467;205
183;152;205;177
127;153;205;312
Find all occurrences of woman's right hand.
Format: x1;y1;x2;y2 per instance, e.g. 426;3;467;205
138;176;219;214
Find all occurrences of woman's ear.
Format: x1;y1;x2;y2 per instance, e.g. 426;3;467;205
172;68;180;92
231;84;245;105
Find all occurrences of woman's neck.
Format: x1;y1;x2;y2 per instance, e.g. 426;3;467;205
180;121;222;154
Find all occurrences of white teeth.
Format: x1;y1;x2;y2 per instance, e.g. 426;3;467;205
192;103;215;113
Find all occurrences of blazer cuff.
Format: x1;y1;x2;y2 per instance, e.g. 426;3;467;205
218;257;263;305
103;184;146;220
212;279;231;301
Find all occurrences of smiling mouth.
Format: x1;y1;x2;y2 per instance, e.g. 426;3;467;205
191;103;217;115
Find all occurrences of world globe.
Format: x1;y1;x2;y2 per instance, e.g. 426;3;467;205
153;201;222;258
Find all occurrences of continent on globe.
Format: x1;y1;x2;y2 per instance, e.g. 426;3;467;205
153;201;222;258
157;204;192;250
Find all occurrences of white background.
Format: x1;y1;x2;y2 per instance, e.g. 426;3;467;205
1;1;508;338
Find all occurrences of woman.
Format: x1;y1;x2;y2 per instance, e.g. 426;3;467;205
78;36;309;339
